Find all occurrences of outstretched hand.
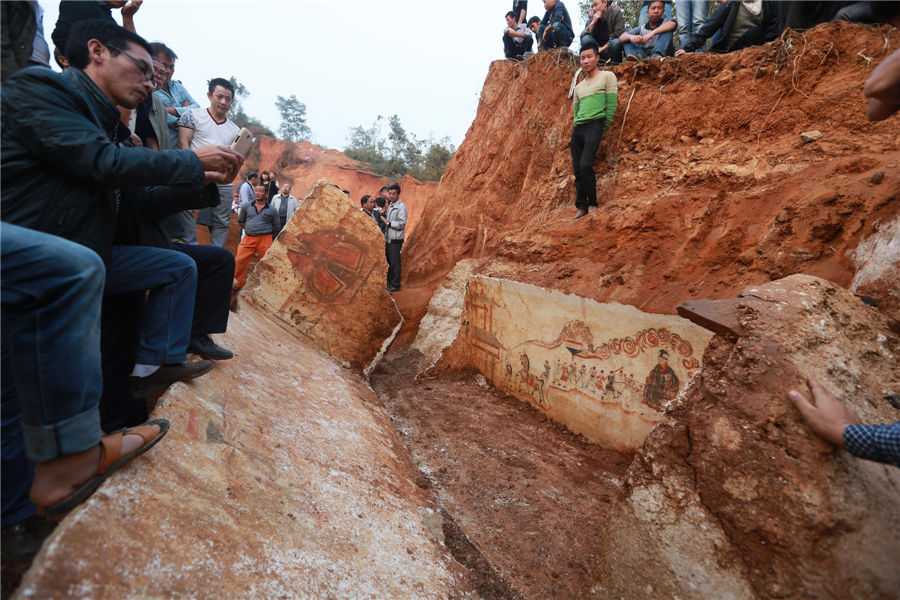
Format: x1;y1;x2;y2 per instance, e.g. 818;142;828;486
194;145;243;184
788;377;861;447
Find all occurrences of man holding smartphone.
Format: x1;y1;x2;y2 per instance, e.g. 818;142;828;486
177;78;240;247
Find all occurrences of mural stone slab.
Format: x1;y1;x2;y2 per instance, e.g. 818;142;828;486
245;179;400;370
16;304;472;599
443;276;714;450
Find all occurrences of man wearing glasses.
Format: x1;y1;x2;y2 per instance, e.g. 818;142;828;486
2;20;244;417
149;42;199;149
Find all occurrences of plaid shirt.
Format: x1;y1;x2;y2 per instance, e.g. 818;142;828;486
843;422;900;468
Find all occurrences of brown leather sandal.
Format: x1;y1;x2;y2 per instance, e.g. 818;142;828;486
38;418;169;517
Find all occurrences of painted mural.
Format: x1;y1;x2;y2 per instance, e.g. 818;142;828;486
455;277;713;450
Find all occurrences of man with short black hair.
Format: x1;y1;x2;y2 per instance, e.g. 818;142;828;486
384;183;407;293
177;77;240;247
579;0;625;62
234;185;281;290
150;42;199;149
271;183;297;234
503;10;534;59
1;19;242;527
570;40;617;220
615;0;676;61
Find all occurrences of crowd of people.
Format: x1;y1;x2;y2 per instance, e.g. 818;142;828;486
0;0;897;570
503;0;900;62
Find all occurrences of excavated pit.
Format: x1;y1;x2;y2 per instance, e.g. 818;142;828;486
7;22;900;600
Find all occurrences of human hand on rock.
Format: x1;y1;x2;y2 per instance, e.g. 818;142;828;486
788;377;861;448
675;49;686;57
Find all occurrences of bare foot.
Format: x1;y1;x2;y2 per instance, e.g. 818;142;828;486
29;426;160;509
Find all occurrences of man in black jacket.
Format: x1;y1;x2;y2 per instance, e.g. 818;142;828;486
1;20;242;393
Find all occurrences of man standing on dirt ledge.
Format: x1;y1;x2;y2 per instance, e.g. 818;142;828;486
570;40;617;220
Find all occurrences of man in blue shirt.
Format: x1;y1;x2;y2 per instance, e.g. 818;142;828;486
149;42;199;149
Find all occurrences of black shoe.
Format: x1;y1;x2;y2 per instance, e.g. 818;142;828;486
573;209;588;220
187;334;233;360
1;515;58;563
129;360;213;399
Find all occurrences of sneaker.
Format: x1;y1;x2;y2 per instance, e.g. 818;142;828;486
625;54;641;62
572;209;588;220
588;206;598;213
129;360;214;399
188;334;234;360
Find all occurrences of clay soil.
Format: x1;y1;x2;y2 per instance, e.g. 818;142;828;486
403;23;899;326
371;349;633;600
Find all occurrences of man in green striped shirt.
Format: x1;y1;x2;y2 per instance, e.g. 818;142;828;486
570;40;617;220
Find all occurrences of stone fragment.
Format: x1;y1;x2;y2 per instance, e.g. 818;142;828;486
850;215;900;333
800;130;823;143
588;275;900;599
15;304;474;599
677;298;744;339
870;170;884;184
244;179;401;371
410;259;478;375
439;276;713;450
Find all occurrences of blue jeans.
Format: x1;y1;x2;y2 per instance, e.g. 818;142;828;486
623;30;675;58
105;245;197;365
675;0;708;50
537;22;574;50
0;223;105;463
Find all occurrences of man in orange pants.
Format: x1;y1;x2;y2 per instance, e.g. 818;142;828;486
233;184;280;290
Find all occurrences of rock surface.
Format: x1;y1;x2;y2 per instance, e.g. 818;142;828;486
410;259;478;375
440;276;713;450
586;274;900;599
245;179;401;371
15;304;474;599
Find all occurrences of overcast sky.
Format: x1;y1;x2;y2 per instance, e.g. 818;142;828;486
38;1;586;150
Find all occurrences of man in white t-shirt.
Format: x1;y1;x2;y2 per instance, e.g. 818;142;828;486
176;78;240;246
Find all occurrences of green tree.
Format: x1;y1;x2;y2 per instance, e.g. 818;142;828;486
224;76;273;136
275;94;312;142
344;115;455;181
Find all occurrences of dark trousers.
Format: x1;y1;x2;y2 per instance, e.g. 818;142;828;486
503;34;533;59
386;240;403;289
99;244;234;432
570;119;608;210
172;243;234;335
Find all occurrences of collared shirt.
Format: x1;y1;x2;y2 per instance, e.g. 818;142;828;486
239;201;280;236
844;423;900;467
153;80;200;148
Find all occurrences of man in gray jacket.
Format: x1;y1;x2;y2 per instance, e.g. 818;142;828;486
384;183;407;293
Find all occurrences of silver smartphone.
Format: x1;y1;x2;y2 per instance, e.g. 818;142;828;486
231;127;256;157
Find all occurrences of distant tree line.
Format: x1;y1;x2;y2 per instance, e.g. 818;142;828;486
223;78;453;181
343;115;456;182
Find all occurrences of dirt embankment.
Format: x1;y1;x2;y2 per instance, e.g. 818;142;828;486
402;22;899;321
254;137;438;240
